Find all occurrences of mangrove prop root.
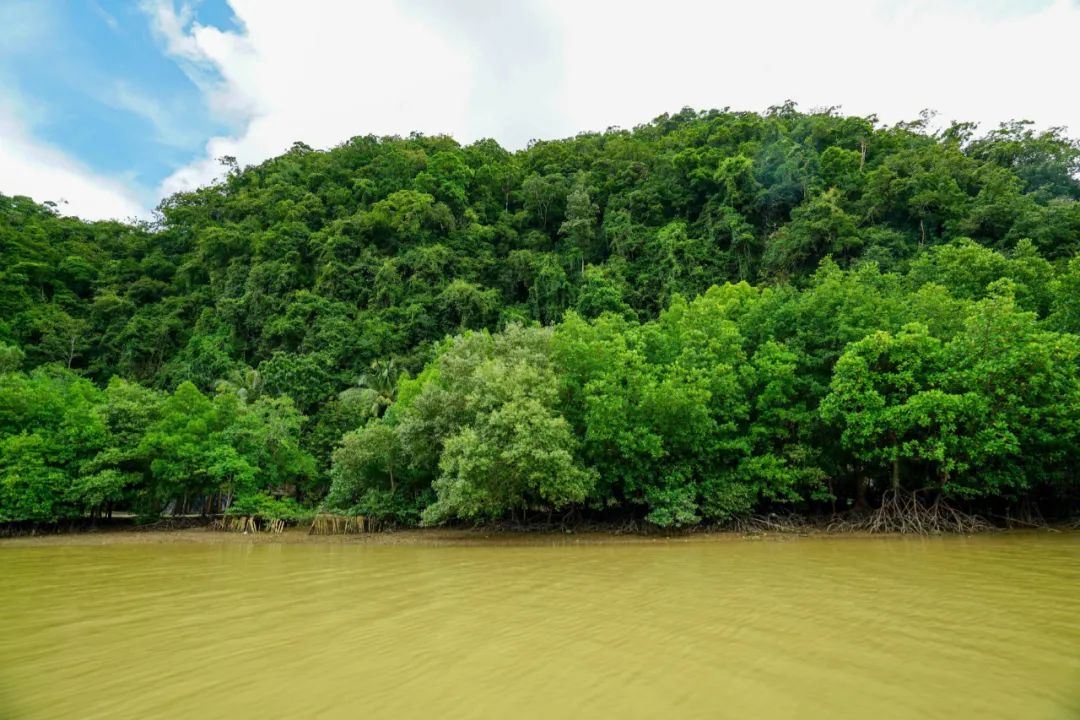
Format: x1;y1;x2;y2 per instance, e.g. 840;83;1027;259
988;512;1059;532
729;513;818;534
133;517;208;532
307;514;382;535
828;491;993;535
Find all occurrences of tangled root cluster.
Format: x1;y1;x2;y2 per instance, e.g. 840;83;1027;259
474;516;646;535
830;491;992;535
729;513;818;534
132;517;207;532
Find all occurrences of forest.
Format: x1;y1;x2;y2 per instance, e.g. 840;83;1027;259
2;103;1080;531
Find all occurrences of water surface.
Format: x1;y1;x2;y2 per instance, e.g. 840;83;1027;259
2;534;1079;719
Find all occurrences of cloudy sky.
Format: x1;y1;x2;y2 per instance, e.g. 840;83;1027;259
1;0;1078;220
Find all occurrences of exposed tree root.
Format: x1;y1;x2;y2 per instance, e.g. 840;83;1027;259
987;512;1058;532
828;491;992;535
1;517;213;537
0;520;84;538
473;518;575;534
988;500;1063;531
728;513;820;534
132;517;209;532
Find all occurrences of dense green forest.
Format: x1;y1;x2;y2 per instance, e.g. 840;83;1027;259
3;104;1080;529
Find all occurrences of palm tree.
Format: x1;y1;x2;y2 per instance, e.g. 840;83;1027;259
216;367;265;405
339;359;399;417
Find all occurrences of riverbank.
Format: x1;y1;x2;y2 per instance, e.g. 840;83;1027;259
0;526;783;547
2;525;1074;548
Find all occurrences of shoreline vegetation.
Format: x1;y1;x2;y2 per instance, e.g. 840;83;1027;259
2;510;1076;544
3;105;1080;536
3;523;1077;548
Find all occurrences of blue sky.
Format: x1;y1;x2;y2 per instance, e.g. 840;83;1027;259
1;0;1078;220
0;0;238;210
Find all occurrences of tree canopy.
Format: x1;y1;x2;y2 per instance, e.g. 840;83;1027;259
3;104;1080;527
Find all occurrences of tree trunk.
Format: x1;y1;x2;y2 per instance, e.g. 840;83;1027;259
855;467;868;511
892;458;901;492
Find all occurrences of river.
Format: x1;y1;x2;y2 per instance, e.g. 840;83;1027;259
1;533;1078;719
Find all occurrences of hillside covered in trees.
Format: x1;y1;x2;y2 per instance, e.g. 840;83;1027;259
3;104;1080;529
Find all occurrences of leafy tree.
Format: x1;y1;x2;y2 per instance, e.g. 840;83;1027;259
0;344;25;374
425;395;594;524
0;367;108;521
138;382;238;513
820;324;955;494
939;284;1080;498
560;178;599;276
521;172;567;230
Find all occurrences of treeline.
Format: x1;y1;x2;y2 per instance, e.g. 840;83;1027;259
0;359;314;523
328;251;1080;526
2;104;1079;526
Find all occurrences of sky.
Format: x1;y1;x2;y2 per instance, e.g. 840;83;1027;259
0;0;1078;221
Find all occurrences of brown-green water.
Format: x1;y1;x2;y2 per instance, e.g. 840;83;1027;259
2;534;1079;719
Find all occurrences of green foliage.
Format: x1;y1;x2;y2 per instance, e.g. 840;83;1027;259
821;324;958;488
0;368;107;522
554;286;813;526
5;106;1080;526
326;325;596;524
560;178;599;275
0;343;25;374
939;287;1080;497
330;421;404;498
226;492;304;522
426;394;594;524
0;366;314;522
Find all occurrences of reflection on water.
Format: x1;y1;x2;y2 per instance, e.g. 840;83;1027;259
1;535;1079;719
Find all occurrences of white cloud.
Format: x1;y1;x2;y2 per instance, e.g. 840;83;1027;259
139;0;247;124
144;0;474;196
0;104;145;221
397;0;572;145
551;0;1080;137
150;0;1080;204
